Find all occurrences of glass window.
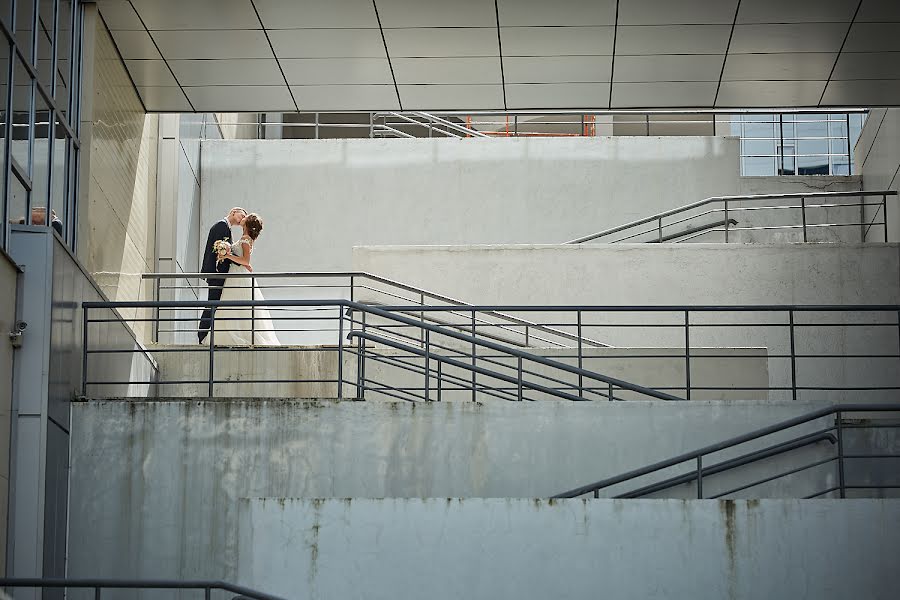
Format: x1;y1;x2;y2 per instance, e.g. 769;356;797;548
56;1;72;110
742;122;775;139
831;157;850;176
15;0;35;63
830;139;848;155
11;56;31;170
31;92;50;222
0;36;8;244
10;171;28;227
828;119;848;138
37;0;55;89
795;118;828;138
742;139;776;156
742;156;776;176
797;155;828;175
797;139;829;156
50;119;66;238
779;156;796;176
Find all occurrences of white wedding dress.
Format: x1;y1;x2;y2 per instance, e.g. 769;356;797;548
208;238;281;346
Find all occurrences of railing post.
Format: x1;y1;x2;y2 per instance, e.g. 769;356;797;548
684;311;691;400
315;112;320;139
696;456;703;499
800;197;808;242
836;411;846;498
789;310;797;401
471;310;477;402
337;307;344;399
81;306;89;397
517;357;523;401
357;311;367;399
251;275;256;346
153;276;160;343
577;310;583;398
208;314;216;397
420;292;425;347
205;588;211;600
95;587;101;600
437;359;442;402
424;330;431;401
369;113;374;139
658;217;663;242
723;200;729;243
884;194;889;243
349;274;355;303
524;324;529;346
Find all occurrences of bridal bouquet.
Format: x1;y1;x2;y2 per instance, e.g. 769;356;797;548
213;238;231;264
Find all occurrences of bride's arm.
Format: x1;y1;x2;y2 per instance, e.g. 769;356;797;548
224;240;253;270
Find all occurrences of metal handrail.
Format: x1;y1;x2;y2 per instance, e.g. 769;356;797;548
565;190;896;244
552;403;900;499
0;578;287;600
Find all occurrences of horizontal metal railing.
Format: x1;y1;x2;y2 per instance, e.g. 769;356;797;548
553;404;900;500
0;577;287;599
566;190;896;244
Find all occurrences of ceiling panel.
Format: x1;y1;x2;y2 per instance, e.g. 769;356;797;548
169;59;286;86
736;0;858;24
96;1;144;30
281;58;394;85
151;30;273;60
729;23;848;54
831;52;900;80
384;28;498;58
376;0;496;28
269;29;386;58
506;83;610;108
500;27;615;56
820;79;900;106
254;0;379;29
125;60;179;87
291;84;400;110
722;53;837;81
392;57;502;85
618;0;738;25
110;29;162;60
398;84;504;110
504;56;612;83
716;80;827;107
615;25;733;55
137;86;193;111
843;24;900;52
855;0;900;22
183;85;297;111
496;0;616;26
613;55;723;82
129;0;261;30
612;82;717;108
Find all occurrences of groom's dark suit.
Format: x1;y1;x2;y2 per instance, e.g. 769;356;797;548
198;218;233;343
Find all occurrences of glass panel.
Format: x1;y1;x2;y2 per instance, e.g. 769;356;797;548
797;139;829;155
11;56;32;169
779;156;796;176
742;139;776;156
831;157;850;176
10;170;27;226
828;119;848;137
1;0;12;26
742;156;776;176
31;91;49;223
50;119;65;238
795;119;828;138
0;36;8;244
830;139;848;155
37;0;55;89
56;0;72;110
781;122;795;139
849;113;865;152
743;122;775;138
797;155;828;175
15;0;35;62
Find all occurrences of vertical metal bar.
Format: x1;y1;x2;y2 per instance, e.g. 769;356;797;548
420;292;425;347
778;113;785;175
723;200;729;243
424;330;431;401
514;115;518;136
517;357;523;401
153;277;160;343
696;456;703;499
95;587;101;600
250;275;256;346
81;306;89;397
337;307;344;399
789;310;797;401
836;412;846;498
846;113;852;175
645;114;650;136
684;311;691;400
208;315;216;397
350;274;355;302
593;489;599;499
205;588;211;600
608;381;614;402
359;311;367;399
577;310;583;398
580;114;585;136
437;359;442;402
884;194;889;243
524;325;529;346
800;197;808;242
369;112;374;138
471;310;477;402
315;112;320;139
658;217;663;242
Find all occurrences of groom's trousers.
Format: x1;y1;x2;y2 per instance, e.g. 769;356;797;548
198;277;225;342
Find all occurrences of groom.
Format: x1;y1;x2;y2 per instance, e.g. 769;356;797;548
198;206;247;343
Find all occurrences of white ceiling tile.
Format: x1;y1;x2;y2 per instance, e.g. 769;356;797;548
616;25;733;55
504;56;612;83
255;0;379;28
612;82;717;108
137;86;193;111
377;0;496;27
110;29;162;60
291;84;400;110
97;1;144;30
392;57;502;85
151;30;273;59
613;55;723;82
821;80;900;106
729;24;848;53
844;24;900;52
506;83;610;108
737;0;858;24
618;0;738;25
716;80;827;107
183;85;296;111
500;27;615;56
129;0;261;30
269;29;386;58
831;52;900;80
125;60;179;86
281;58;394;85
722;53;837;81
384;28;498;58
398;84;505;110
856;0;900;22
497;0;616;26
169;59;285;86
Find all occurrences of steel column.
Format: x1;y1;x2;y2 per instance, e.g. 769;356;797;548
789;310;797;401
836;412;846;498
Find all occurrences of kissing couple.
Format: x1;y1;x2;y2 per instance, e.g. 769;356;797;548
198;206;280;346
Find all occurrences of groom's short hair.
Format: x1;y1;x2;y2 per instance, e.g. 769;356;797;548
230;206;247;215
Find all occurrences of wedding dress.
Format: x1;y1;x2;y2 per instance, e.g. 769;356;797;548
208;238;281;346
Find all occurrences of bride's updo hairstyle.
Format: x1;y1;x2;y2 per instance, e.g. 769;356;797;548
244;213;264;240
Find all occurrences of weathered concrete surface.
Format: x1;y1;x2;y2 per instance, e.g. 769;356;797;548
235;498;900;600
857;109;900;242
68;398;883;586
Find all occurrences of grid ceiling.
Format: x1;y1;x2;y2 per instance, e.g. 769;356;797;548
96;0;900;112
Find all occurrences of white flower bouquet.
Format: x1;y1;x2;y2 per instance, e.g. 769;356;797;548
213;238;231;264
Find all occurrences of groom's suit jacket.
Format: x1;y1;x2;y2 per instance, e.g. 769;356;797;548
201;219;233;281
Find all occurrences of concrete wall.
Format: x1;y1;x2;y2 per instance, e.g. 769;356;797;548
0;251;18;577
199;136;743;274
234;498;900;600
857;109;900;242
353;243;900;402
77;9;158;343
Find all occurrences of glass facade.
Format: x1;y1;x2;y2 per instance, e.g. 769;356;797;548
1;0;82;250
732;113;866;177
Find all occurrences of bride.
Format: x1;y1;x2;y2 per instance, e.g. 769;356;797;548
207;213;281;346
